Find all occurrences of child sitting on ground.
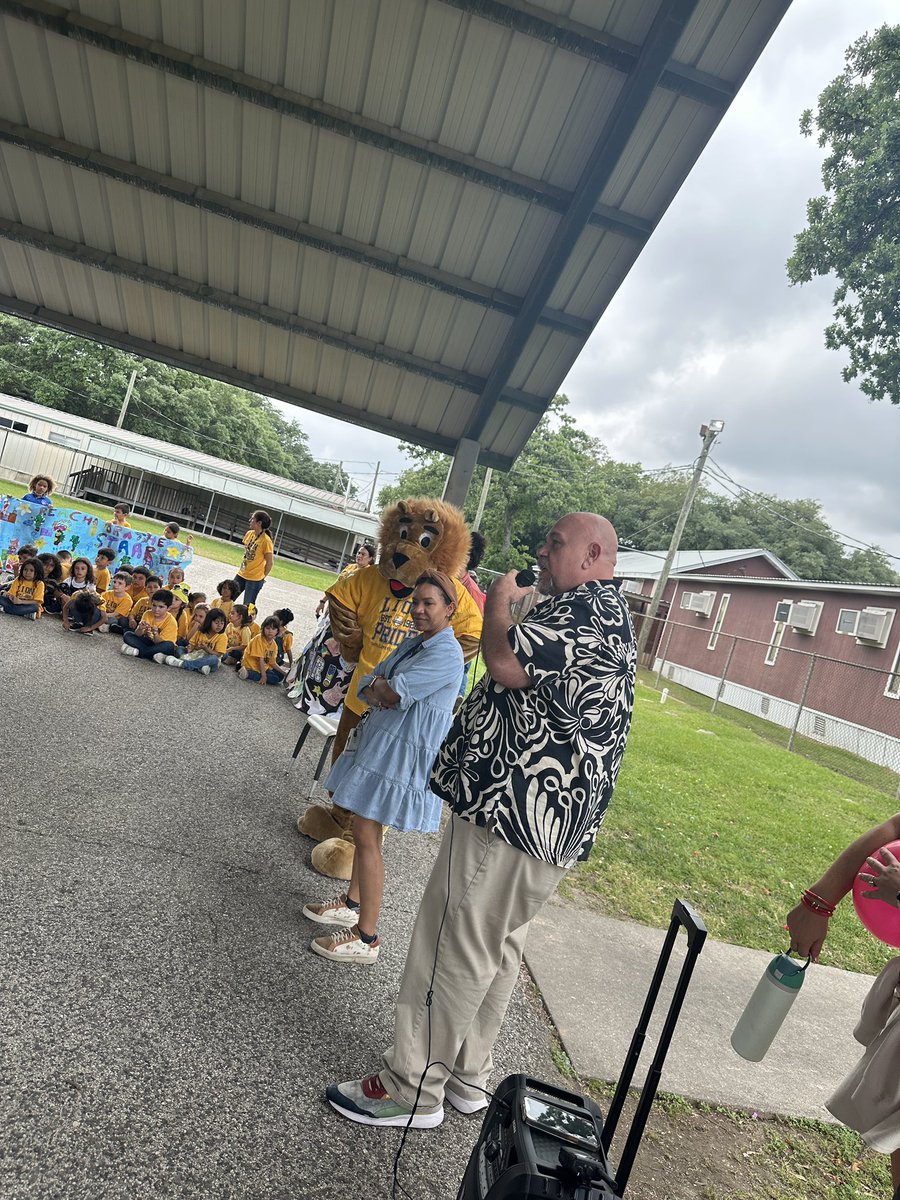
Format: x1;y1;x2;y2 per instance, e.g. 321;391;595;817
128;575;161;629
222;603;254;666
166;565;185;590
94;548;116;594
103;572;134;632
1;544;37;591
181;601;210;646
168;584;192;642
126;566;150;606
165;609;228;675
212;578;239;619
37;553;65;616
0;558;45;618
62;589;105;634
120;589;177;660
59;556;95;602
239;615;282;685
272;607;295;674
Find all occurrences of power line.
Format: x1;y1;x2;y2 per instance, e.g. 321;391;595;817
706;459;900;566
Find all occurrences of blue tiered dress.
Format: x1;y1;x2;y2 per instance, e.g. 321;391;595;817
324;626;464;833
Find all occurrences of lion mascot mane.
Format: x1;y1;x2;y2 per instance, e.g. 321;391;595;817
297;498;483;879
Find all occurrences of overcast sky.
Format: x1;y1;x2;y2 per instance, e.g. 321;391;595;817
281;0;900;563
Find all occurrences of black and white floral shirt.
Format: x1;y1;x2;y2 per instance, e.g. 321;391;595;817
431;580;635;869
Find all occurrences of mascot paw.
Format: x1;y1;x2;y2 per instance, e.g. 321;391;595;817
297;803;352;843
311;836;355;881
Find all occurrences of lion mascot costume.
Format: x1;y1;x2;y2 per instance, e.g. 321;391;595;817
297;498;483;879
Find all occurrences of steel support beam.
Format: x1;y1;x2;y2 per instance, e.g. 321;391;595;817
0;120;590;340
442;438;481;509
0;0;652;244
0;292;516;471
440;0;736;108
0;217;538;413
466;0;700;442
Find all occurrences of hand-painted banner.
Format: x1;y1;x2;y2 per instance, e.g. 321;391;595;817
0;496;193;576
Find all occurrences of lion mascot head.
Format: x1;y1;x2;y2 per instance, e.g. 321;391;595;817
376;498;471;598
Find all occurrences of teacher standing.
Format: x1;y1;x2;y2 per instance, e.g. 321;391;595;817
234;510;274;608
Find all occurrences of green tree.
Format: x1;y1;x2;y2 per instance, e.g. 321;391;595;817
0;313;350;493
787;25;900;403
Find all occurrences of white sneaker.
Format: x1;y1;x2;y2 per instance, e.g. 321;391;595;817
238;667;249;680
311;925;380;964
444;1085;490;1115
152;652;167;665
200;665;211;675
165;655;182;667
302;894;360;926
120;644;140;656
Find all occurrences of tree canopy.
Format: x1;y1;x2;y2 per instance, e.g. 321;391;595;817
379;396;899;585
0;314;351;493
787;24;900;404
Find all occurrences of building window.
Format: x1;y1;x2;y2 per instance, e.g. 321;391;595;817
0;416;27;432
887;645;900;699
707;593;731;650
836;609;859;635
765;622;785;666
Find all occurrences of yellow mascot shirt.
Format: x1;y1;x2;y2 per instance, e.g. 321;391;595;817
328;566;483;716
240;530;273;581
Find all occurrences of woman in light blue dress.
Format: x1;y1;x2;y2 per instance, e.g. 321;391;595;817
302;569;466;965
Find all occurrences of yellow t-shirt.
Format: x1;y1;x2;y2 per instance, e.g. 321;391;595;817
58;562;71;581
103;590;133;617
226;623;252;652
95;566;111;593
173;608;191;640
280;630;294;657
139;610;178;643
327;566;483;716
211;597;234;618
239;530;274;581
189;630;228;656
242;633;278;672
9;577;45;613
128;584;148;604
131;596;151;623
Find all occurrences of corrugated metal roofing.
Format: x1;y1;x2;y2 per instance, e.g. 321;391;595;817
0;0;791;471
617;548;799;579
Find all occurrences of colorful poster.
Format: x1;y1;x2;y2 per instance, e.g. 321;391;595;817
0;496;193;576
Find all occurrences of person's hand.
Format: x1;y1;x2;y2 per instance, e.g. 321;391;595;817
859;848;900;906
786;903;830;962
487;570;532;608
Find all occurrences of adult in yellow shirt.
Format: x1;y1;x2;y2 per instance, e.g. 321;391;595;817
120;591;178;660
235;510;274;609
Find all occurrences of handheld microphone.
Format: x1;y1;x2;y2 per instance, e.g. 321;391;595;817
515;568;536;588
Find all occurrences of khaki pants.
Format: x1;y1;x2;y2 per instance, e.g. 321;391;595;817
380;814;565;1112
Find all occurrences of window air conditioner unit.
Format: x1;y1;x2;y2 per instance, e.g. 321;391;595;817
788;601;822;635
856;607;894;648
774;600;791;623
681;591;715;617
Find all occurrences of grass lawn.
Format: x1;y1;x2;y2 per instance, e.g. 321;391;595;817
567;679;897;976
1;478;337;591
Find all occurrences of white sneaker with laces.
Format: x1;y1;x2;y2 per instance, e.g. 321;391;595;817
165;655;182;667
152;652;167;665
120;644;140;656
311;924;380;964
302;894;359;926
200;665;211;675
238;667;249;680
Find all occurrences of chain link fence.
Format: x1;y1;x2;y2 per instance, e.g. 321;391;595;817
638;614;900;798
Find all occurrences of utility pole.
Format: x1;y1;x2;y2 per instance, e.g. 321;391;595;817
472;467;493;530
116;369;137;428
367;461;381;511
635;420;724;662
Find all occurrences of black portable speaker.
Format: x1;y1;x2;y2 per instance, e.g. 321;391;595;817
457;900;707;1199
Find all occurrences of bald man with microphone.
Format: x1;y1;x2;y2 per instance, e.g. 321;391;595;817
327;513;637;1129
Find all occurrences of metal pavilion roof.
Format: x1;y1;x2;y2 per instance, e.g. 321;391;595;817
0;0;790;476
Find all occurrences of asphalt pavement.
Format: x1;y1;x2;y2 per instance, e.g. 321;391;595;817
1;553;879;1199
